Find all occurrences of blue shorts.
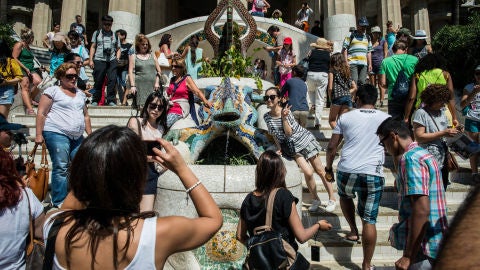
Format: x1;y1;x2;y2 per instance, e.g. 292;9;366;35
331;95;352;107
337;171;384;224
465;118;480;133
0;86;15;105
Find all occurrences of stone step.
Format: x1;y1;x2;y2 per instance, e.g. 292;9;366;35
11;113;134;126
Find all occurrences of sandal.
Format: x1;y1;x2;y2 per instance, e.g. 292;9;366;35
343;232;361;244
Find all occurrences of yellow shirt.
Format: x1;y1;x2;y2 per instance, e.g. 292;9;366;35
1;58;23;81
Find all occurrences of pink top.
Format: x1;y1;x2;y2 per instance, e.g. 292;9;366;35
167;76;189;116
250;0;263;12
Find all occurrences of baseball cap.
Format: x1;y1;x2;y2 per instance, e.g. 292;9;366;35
283;37;292;45
358;17;369;26
0;115;25;131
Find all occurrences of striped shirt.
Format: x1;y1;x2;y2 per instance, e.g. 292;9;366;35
342;32;372;66
397;142;448;259
264;111;314;152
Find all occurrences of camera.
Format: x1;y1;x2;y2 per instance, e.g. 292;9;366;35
126;92;136;99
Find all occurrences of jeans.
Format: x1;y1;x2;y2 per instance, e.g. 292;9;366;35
92;59;118;104
250;11;264;17
43;131;83;206
306;71;328;125
349;64;368;85
116;67;128;102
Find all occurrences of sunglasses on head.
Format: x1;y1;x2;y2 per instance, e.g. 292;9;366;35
263;95;277;102
148;103;163;110
65;74;78;80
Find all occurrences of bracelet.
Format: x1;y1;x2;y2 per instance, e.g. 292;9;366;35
185;180;202;204
131;86;136;88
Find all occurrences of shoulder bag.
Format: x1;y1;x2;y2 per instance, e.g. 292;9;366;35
24;142;49;202
157;52;170;68
25;189;45;270
425;109;458;172
243;188;310;270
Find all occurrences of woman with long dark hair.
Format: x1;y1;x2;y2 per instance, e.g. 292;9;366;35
236;150;331;259
155;33;179;80
181;35;203;79
127;91;167;211
0;150;45;269
0;39;22;118
43;125;222;269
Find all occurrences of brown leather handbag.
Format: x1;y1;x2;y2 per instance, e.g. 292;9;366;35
24;142;49;202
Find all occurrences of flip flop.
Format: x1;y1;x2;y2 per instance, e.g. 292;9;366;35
343;234;361;244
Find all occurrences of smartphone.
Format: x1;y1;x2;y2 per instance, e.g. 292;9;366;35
311;245;320;261
144;140;162;156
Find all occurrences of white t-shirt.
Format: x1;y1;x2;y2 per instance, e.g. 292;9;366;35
43;86;87;139
333;108;390;176
0;188;43;270
464;83;480;122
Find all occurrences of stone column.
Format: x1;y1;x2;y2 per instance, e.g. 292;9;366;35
410;0;431;42
378;0;401;33
31;0;52;47
108;0;141;39
60;0;86;33
0;0;7;23
144;0;166;35
323;0;356;51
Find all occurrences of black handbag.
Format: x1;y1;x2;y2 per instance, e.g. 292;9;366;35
25;189;45;270
243;189;309;270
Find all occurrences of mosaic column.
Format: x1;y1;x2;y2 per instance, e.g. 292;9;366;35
378;0;402;33
60;0;86;33
323;0;356;51
108;0;141;39
32;0;52;47
410;0;431;42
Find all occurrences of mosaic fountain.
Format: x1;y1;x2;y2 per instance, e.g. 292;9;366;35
155;1;303;269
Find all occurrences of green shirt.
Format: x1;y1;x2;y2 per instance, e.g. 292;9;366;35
379;54;418;100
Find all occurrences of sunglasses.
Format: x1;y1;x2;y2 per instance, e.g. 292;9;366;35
172;65;182;69
103;23;112;26
378;136;388;147
263;95;277;102
148;103;163;110
65;74;78;80
69;61;83;65
475;72;480;76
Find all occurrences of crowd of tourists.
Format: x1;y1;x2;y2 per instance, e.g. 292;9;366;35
1;5;480;270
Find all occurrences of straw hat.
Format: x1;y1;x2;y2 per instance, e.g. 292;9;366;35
272;9;282;17
310;38;332;50
412;29;428;40
52;32;71;50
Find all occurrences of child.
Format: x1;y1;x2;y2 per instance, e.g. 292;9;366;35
253;58;267;80
327;53;357;128
271;9;283;22
276;37;296;87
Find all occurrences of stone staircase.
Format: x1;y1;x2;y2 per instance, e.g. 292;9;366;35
7;100;475;269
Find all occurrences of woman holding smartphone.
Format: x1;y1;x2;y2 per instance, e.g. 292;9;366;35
127;91;168;211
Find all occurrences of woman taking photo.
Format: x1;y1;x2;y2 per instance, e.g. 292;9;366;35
128;91;167;211
128;34;162;108
43;125;222;269
236;150;332;257
35;63;92;206
412;84;459;190
0;39;23;118
306;38;332;129
263;87;337;213
166;58;212;129
12;28;42;115
0;150;45;269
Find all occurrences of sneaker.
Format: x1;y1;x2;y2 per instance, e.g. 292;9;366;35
324;200;337;212
308;200;322;212
108;102;117;106
91;102;98;106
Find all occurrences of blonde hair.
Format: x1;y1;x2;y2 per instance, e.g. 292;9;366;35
171;57;186;77
54;63;77;80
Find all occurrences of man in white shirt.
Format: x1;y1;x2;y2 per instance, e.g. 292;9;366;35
326;84;390;270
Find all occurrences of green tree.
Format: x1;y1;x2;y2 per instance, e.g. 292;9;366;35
432;13;480;89
0;23;16;48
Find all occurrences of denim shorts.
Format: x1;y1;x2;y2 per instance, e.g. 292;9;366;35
331;95;352;107
0;86;15;105
337;171;385;224
465;118;480;133
298;138;322;160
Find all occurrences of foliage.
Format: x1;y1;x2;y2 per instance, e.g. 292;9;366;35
432;13;480;89
0;23;16;48
199;46;264;90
